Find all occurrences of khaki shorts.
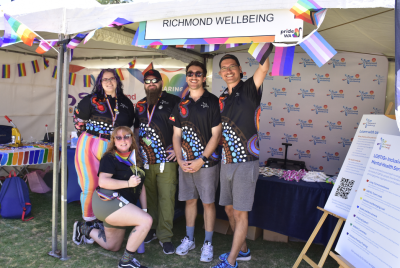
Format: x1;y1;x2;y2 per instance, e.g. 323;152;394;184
92;189;127;229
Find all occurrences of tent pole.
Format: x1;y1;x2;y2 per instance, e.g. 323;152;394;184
49;33;64;259
60;38;71;261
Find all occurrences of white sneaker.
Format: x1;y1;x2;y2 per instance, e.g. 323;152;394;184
200;241;213;262
83;236;94;244
175;236;195;256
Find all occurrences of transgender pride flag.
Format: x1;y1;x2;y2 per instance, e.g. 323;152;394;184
299;31;336;67
200;44;220;52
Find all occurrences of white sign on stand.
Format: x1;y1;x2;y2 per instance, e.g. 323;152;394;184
336;133;400;268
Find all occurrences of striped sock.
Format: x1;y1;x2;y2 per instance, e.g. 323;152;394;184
121;249;135;263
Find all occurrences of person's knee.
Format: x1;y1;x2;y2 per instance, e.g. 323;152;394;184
186;199;197;206
233;210;248;222
143;214;153;230
203;202;215;210
225;205;234;216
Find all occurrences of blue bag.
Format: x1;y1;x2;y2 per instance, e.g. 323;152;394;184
0;170;33;221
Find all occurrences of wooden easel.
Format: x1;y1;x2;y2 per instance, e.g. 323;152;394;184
329;252;355;268
292;207;346;268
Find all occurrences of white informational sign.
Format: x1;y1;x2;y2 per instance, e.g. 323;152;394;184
212;53;388;176
324;115;400;219
336;133;400;268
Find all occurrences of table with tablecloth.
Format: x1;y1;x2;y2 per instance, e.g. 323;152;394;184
0;144;56;166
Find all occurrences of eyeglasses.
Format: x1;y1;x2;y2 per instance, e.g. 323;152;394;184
101;77;116;83
115;134;131;141
220;65;239;72
144;78;161;84
186;71;203;77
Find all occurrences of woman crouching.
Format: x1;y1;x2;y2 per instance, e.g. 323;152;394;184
73;126;152;268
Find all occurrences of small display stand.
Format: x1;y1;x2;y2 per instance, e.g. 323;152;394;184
328;252;355;268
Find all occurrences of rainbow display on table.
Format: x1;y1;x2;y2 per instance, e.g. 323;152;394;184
0;144;58;167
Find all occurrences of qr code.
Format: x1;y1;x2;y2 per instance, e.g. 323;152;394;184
335;178;355;199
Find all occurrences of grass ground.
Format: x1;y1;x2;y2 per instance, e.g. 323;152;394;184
0;191;339;268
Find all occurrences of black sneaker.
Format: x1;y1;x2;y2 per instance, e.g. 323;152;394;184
72;221;83;245
159;241;175;254
144;229;157;244
118;258;148;268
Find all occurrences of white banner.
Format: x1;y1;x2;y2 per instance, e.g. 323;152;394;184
212;52;388;176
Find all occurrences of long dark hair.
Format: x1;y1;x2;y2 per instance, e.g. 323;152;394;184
92;69;124;100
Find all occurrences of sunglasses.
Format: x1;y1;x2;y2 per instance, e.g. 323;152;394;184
186;71;203;77
101;77;116;83
115;134;131;141
144;78;161;84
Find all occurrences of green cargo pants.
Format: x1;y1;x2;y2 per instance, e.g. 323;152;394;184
144;162;178;243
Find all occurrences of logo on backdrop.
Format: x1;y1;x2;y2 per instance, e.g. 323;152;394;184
340;106;358;116
325;121;343;131
373;75;385;85
214;72;223;80
377;137;391;150
283;103;300;113
280;27;302;38
264;71;274;81
241;72;248;80
362;118;376;128
269;117;285;127
69;92;89;106
356;90;375;101
270;87;287;97
259;131;271;140
126;94;136;101
298;88;315;98
299;58;317;67
338;137;353;147
285;73;301;82
322;152;340;161
267;147;284;157
261;102;273;111
328;58;346;68
309;165;324;172
358;58;377;68
313;73;330;83
354;122;359;129
296;119;313;129
282;133;298;143
370;107;382;114
311;104;328;114
245;58;259;67
309;135;327;145
294;149;311;159
326;89;344;99
342;74;361;84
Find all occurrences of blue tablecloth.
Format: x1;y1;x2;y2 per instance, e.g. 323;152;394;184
67;147;80;203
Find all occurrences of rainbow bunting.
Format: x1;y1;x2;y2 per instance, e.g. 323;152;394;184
290;0;323;25
116;68;124;80
2;65;10;78
248;43;273;65
128;60;136;69
200;44;220;53
3;14;37;46
83;75;91;87
17;63;27;77
271;46;295;76
313;9;327;27
52;66;57;79
142;62;153;76
67;33;88;49
299;31;337;67
226;44;239;49
70;49;74;62
69;73;76;86
108;17;134;27
84;29;97;44
44;58;50;69
31;60;40;73
176;45;195;49
35;40;57;54
150;45;168;50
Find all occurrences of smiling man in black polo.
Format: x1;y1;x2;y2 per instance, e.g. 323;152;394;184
213;54;270;268
170;61;221;263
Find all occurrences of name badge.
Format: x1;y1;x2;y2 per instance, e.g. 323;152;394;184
144;163;149;170
160;162;165;173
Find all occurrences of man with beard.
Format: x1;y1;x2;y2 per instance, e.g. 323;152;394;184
134;69;181;254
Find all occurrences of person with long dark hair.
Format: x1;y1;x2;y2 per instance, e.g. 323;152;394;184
73;69;135;238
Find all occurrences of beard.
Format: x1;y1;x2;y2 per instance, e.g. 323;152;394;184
145;84;162;105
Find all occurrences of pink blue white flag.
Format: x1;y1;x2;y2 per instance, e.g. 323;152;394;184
84;29;97;44
67;33;88;49
109;18;133;27
200;44;220;53
299;31;337;67
271;46;295;76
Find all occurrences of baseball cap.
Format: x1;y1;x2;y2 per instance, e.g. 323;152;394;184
144;69;162;80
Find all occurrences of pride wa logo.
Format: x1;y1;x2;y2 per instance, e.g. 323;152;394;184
328;58;346;68
373;75;385;85
340;106;358;116
309;135;327;145
370;107;382;114
282;133;298;143
267;147;284;157
377;137;391;150
260;102;273;111
322;152;340;161
311;104;328;114
358;58;377;68
296;119;313;129
285;73;301;82
245;58;259;67
270;87;287;97
269;118;285;127
259;132;271;140
313;73;330;83
298;88;315;98
283;103;300;113
357;90;375;101
214;72;223;80
299;58;317;67
326;89;344;99
309;165;324;172
264;72;274;81
338;137;353;147
363;118;376;128
294;149;311;159
342;74;361;84
325;121;343;131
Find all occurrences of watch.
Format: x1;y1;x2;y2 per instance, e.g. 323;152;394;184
201;155;208;163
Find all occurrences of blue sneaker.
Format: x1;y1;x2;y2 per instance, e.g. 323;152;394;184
219;249;251;262
212;259;238;268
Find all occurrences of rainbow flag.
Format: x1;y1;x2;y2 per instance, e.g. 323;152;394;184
271;46;295;76
200;44;220;52
67;33;88;49
69;73;76;86
52;66;57;79
31;60;40;73
299;31;336;67
248;43;273;65
17;63;27;77
2;65;10;78
290;0;323;25
226;44;239;49
150;45;168;50
313;9;327;27
108;17;134;27
35;40;57;54
176;45;195;49
142;62;153;76
83;75;91;87
128;60;136;69
3;14;37;46
116;68;124;80
44;58;50;69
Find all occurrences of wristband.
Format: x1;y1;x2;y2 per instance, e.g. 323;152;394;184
201;155;208;163
142;209;147;212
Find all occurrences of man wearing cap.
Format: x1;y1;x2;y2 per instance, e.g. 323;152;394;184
170;60;222;263
134;69;181;255
213;54;270;268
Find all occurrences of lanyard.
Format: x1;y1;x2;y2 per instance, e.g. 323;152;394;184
106;97;118;127
146;93;162;127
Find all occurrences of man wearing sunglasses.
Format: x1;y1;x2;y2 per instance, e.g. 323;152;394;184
134;69;181;255
213;54;270;268
170;61;222;263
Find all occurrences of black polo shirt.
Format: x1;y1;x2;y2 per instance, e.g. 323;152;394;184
134;91;181;165
219;77;262;164
169;90;221;168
